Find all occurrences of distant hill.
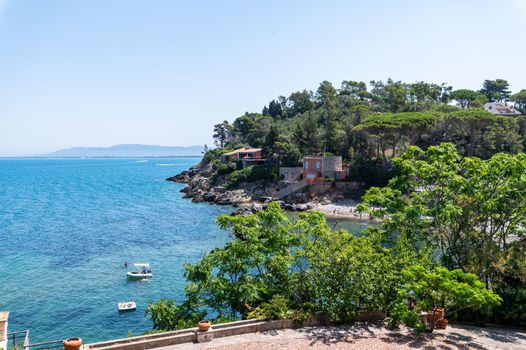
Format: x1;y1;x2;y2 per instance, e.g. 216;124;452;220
43;144;204;158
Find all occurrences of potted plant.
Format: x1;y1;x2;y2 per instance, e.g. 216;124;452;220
437;318;449;329
63;337;83;350
426;307;444;327
397;266;502;332
198;320;211;332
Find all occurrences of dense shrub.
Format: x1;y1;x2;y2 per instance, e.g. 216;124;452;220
202;148;231;163
225;165;278;188
492;283;526;327
147;204;499;332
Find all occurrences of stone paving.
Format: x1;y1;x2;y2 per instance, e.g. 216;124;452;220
162;323;526;350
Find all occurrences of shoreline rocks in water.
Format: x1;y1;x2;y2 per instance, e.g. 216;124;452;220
167;160;372;220
230;201;315;216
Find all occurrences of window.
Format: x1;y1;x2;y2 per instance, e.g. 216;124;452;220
307;173;316;179
316;161;321;169
304;161;309;169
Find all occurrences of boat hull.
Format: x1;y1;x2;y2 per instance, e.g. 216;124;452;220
127;272;152;279
118;301;137;312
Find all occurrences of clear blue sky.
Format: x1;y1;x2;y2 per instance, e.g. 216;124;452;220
1;0;525;156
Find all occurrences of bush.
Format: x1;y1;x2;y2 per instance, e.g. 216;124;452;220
492;283;526;327
216;162;236;176
202;148;231;163
226;165;278;188
247;295;291;320
389;302;425;332
347;158;397;187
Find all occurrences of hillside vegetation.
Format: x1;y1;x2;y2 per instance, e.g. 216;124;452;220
152;79;526;332
211;78;526;185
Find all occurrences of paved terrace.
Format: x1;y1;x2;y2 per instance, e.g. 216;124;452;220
89;320;525;350
162;323;526;350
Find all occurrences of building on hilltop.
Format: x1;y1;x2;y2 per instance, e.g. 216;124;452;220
221;147;265;168
484;102;521;116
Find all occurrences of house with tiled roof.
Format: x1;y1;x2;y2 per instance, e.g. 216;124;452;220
484;102;521;116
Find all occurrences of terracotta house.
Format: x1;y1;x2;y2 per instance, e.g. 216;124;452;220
221;148;263;163
303;156;347;183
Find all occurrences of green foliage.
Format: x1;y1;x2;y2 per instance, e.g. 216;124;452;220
360;143;526;286
491;282;526;327
147;197;507;331
202;148;231;164
450;89;487;108
148;203;425;330
247;295;291;320
389;301;425;332
215;78;525;183
213;121;234;148
511;89;526;114
390;266;501;332
480;79;511;102
145;298;205;331
215;162;236;176
225;165;278;188
399;266;502;314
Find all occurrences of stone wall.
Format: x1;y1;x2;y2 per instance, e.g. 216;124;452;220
279;167;303;182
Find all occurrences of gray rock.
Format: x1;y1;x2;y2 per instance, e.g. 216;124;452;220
251;203;263;213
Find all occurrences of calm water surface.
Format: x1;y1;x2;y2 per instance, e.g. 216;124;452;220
0;158;233;343
0;158;368;343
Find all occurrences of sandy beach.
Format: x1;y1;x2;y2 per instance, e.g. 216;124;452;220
310;199;376;221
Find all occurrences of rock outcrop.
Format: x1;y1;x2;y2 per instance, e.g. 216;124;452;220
167;159;361;209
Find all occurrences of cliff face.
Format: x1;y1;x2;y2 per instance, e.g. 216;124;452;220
167;160;255;205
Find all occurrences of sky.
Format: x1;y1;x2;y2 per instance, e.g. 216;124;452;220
0;0;525;156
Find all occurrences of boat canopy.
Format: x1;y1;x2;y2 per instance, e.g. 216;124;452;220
133;263;150;268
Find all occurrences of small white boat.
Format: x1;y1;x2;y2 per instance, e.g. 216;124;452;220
118;301;136;312
127;263;152;279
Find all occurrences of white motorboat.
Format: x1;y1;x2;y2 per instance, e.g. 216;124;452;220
127;263;152;279
118;301;136;312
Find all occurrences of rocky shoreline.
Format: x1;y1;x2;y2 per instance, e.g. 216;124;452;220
167;160;372;220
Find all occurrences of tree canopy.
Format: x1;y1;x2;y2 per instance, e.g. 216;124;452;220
209;78;524;187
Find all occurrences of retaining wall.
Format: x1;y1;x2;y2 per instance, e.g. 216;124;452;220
86;312;385;350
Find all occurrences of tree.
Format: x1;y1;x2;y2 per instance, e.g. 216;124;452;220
445;109;495;156
407;82;451;108
480;79;511;102
370;79;408;113
213;121;233;148
270;138;301;167
316;81;342;153
394;266;501;331
233;114;255;141
147;204;409;329
450;89;487;108
293;111;322;156
359;143;526;287
287;90;314;117
477;116;523;158
267;99;283;118
353;112;437;167
340;80;369;100
511;89;526;114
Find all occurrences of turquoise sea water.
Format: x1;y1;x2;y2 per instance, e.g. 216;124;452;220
0;158;234;343
0;158;370;344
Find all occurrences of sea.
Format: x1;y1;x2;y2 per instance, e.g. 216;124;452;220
0;158;368;344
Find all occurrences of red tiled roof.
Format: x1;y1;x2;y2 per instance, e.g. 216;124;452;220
222;148;262;156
